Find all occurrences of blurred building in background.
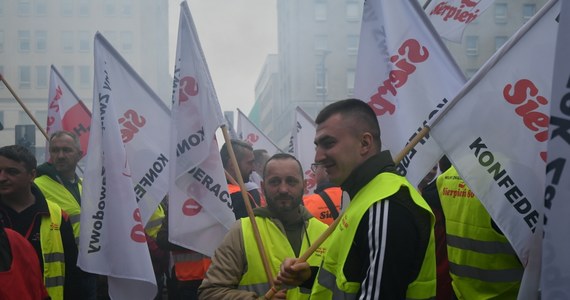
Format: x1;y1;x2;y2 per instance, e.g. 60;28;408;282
252;0;548;150
0;0;170;162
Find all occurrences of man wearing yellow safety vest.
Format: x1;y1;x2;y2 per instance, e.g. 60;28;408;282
35;130;98;299
0;145;81;300
198;153;329;299
277;99;437;299
423;156;523;299
220;139;263;219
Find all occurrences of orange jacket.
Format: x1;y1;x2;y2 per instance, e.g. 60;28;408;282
303;187;342;225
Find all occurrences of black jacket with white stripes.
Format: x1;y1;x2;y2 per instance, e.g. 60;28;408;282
340;151;431;299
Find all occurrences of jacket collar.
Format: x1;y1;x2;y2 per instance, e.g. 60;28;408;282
340;150;398;199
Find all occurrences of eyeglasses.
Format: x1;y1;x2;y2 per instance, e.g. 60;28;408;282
310;163;324;173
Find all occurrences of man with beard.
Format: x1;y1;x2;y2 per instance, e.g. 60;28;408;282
34;131;98;299
276;99;436;299
198;153;328;299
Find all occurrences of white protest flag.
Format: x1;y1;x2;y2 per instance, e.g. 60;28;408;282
292;106;318;194
237;108;282;155
425;0;495;43
168;1;235;256
354;0;466;186
79;32;162;299
430;0;559;273
225;113;239;140
46;65;91;160
541;0;570;297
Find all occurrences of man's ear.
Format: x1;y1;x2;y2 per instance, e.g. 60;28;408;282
360;132;373;156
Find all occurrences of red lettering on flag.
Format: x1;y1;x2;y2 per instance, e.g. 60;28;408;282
130;208;147;243
503;79;549;161
368;39;429;116
119;109;146;143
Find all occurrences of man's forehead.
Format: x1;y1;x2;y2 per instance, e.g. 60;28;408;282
265;158;301;173
51;135;74;144
0;156;26;169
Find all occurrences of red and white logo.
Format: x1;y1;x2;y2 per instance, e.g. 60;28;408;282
182;198;202;216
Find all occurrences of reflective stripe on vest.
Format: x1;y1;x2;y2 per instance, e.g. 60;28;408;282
41;200;66;300
144;205;165;239
240;216;328;299
311;172;436;300
172;251;211;281
35;175;81;241
437;167;522;299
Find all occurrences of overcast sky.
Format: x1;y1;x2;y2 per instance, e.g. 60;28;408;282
168;0;277;116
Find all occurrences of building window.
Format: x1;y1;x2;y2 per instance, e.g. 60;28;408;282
121;0;133;16
494;36;507;52
18;0;32;16
347;34;359;55
78;0;89;16
0;31;4;52
315;64;327;96
18;30;31;52
62;31;73;52
61;0;73;16
347;70;355;95
105;0;116;16
35;30;47;52
315;3;327;21
466;36;478;56
314;35;328;51
62;66;74;86
79;65;90;88
19;66;31;89
121;31;133;51
35;0;47;16
36;65;47;88
494;3;507;24
79;31;90;52
523;4;536;22
346;3;360;21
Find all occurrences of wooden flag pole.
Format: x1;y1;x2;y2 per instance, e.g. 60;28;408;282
0;74;49;139
221;125;275;286
264;125;431;299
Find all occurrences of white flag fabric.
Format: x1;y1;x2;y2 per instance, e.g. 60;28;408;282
354;0;465;186
426;0;495;43
292;106;318;194
237;108;282;155
430;0;559;269
169;1;236;256
225;113;239;140
541;0;570;297
46;65;91;160
79;32;163;299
